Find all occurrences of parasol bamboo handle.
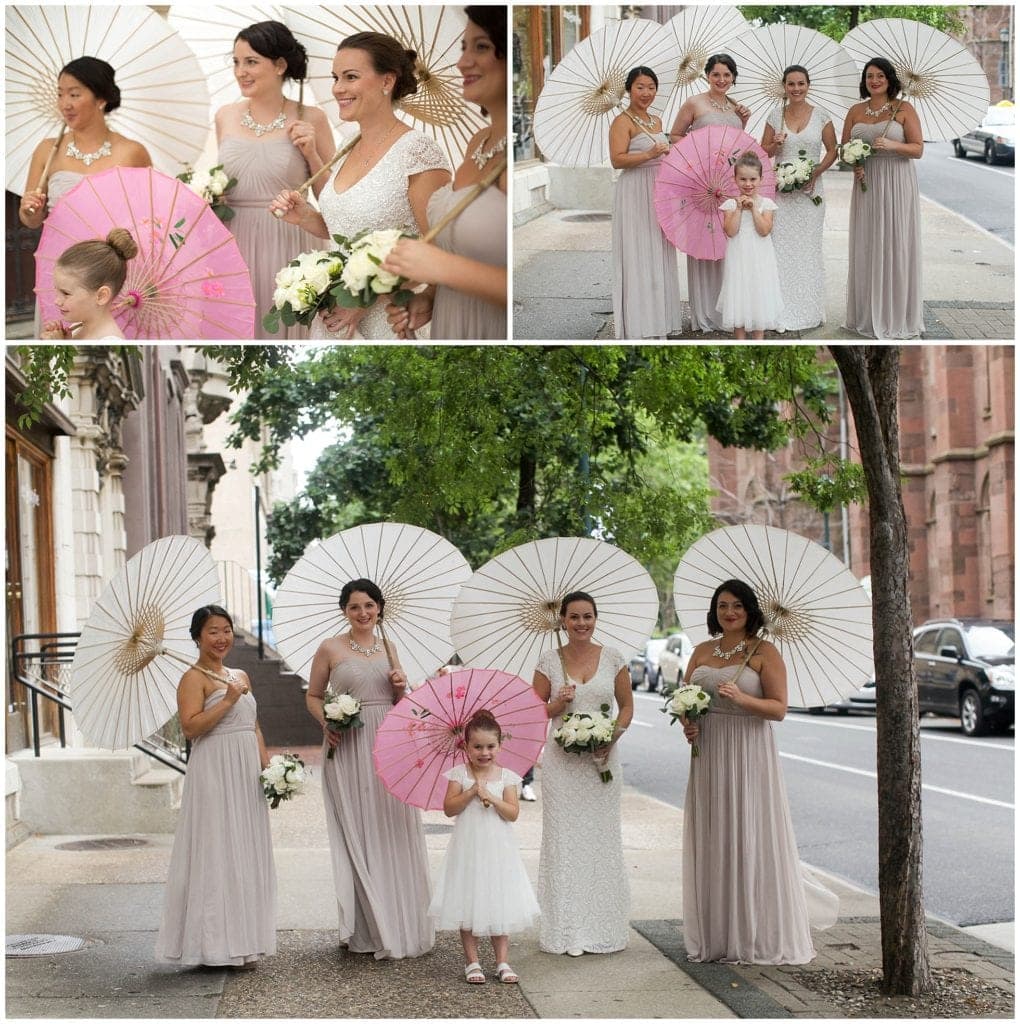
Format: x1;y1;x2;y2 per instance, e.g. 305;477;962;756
35;126;67;195
272;133;360;218
422;155;506;244
377;620;398;672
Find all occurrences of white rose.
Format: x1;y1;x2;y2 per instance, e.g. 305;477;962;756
262;763;286;786
207;168;230;196
369;266;401;293
324;700;343;721
304;262;332;296
341;249;376;293
337;694;360;716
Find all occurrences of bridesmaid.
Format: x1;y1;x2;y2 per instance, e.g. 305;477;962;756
761;65;838;332
608;66;682;339
156;606;276;968
306;578;434;959
382;5;508;340
679;581;838;964
215;21;333;339
669;54;751;333
842;56;923;338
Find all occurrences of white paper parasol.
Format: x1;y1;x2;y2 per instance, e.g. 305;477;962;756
450;536;659;679
5;4;211;193
68;535;221;750
841;18;990;140
533;18;680;167
673;525;873;707
726;23;860;140
659;5;750;130
272;523;472;686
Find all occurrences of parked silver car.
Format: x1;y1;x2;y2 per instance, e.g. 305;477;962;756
657;632;695;695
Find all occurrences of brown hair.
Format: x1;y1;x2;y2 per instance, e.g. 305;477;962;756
734;150;763;177
464;708;502;742
56;227;137;295
338;31;418;103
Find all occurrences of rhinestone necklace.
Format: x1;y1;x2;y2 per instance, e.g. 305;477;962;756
712;637;747;661
707;96;732;112
865;102;892;118
470;134;507;170
241;106;287;137
349;635;382;657
66;137;112;166
626;110;658;130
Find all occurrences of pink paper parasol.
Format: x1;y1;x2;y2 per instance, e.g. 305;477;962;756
35;166;255;339
654;124;776;261
373;667;548;810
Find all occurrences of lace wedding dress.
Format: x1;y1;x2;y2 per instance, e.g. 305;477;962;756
312;130;448;340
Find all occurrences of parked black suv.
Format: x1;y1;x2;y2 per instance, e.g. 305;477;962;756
914;619;1014;736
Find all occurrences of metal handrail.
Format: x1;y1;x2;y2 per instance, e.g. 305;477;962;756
10;631;188;772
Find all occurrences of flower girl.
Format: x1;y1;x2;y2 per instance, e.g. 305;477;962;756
716;152;784;339
429;709;540;984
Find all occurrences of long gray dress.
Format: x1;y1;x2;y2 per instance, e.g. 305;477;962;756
219;136;312;340
33;171;85;335
156;688;277;966
429;183;506;340
322;658;434;959
682;665;838;964
845;120;922;339
687;108;743;332
612;133;683;339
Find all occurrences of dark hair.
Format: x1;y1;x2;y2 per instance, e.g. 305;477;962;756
783;64;810;85
190;605;234;641
338;32;418;103
707;580;766;638
59;57;120;113
733;150;763;177
464;708;502;742
339;578;385;618
235;21;308;81
705;53;737;81
559;590;598;618
57;228;138;295
465;5;506;60
859;57;901;100
626;66;659;91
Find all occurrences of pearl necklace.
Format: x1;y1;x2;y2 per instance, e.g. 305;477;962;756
470;134;507;170
349;635;381;657
865;102;892;118
66;137;112;166
712;638;747;661
241;106;286;137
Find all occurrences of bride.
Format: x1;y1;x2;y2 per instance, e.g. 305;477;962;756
270;32;450;339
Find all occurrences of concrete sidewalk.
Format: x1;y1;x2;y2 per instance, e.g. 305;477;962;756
5;748;1014;1018
513;169;1015;341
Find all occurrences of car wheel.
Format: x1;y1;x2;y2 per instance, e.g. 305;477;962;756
953;139;968;158
645;672;657;693
984;142;997;165
959;688;988;736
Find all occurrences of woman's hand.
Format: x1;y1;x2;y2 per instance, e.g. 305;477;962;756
803;169;819;195
323;724;341;752
650;140;670;157
873;135;895;153
381;237;439;285
21;189;46;219
223;676;249;705
287;119;318;162
556;683;576;707
716;680;746;706
388;667;408;694
682;718;699;745
269;188;309;225
320;304;368;339
772;130;788;150
386;291;433;337
735;103;751;124
853;164;865;182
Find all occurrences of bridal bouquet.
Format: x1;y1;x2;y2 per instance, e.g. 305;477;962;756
263;247;347;333
662;684;711;757
552;703;617;783
323;689;363;760
838;138;874;192
177;163;236;222
261;752;307;808
332;228;417;308
775;149;822;206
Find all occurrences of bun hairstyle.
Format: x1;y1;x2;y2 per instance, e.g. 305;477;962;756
782;64;811;85
59;56;121;112
704;53;738;81
733;150;763;177
465;5;507;60
464;708;502;743
559;590;598;618
626;65;659;91
190;604;234;641
56;228;138;295
338;31;419;102
706;579;766;638
339;577;386;618
859;56;902;100
235;21;308;81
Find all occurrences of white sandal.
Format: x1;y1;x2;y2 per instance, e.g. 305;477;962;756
496;962;519;984
464;961;486;984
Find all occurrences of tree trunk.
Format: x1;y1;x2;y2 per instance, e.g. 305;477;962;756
517;451;537;515
829;346;930;995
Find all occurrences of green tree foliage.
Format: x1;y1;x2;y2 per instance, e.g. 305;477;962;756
738;5;966;40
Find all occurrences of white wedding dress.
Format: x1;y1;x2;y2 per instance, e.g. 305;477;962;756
311;130;448;340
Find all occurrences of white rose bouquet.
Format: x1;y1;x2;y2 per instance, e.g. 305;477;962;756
552;702;617;783
332;228;417;308
838;138;874;192
774;148;822;206
263;247;347;333
177;163;236;222
661;684;712;757
322;688;363;760
261;752;307;809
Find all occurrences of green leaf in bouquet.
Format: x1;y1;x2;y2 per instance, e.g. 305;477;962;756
391;287;414;307
262;309;282;334
332;286;363;309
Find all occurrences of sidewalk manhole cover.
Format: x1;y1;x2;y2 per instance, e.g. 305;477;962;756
7;934;88;957
55;837;148;851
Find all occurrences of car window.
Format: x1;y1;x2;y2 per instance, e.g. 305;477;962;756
913;629;940;655
937;628;964;655
964;625;1015;661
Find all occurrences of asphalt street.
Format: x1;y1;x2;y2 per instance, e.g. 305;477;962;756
620;690;1015;929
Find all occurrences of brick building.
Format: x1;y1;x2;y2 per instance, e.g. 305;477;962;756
959;6;1014;103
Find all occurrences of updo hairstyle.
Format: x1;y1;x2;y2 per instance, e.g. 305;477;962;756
56;228;138;295
338;31;418;102
339;577;386;618
235;21;309;81
559;590;598;618
782;64;811;85
704;53;738;81
190;604;235;641
734;150;763;177
60;56;121;112
464;708;502;742
625;65;659;91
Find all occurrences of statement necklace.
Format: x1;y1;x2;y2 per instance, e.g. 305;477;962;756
470;133;507;170
349;635;382;657
241;106;286;136
707;96;731;112
713;638;747;661
66;136;112;166
865;101;892;118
